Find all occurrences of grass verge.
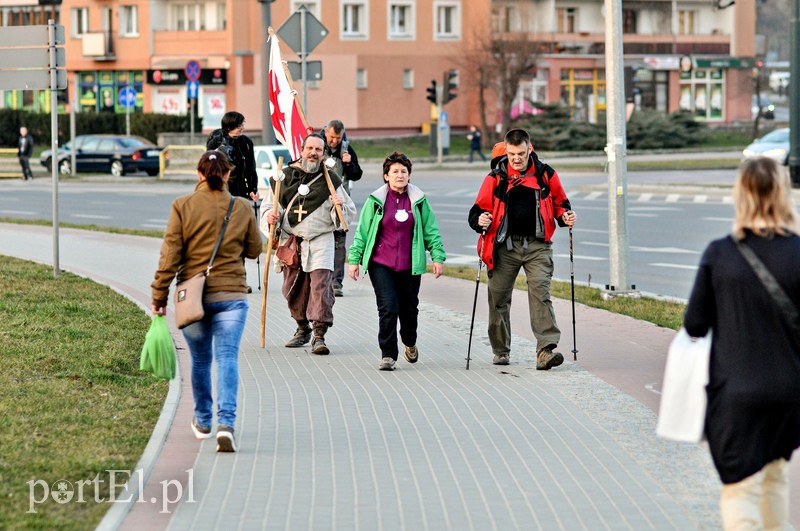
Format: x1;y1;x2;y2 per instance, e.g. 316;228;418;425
0;255;167;529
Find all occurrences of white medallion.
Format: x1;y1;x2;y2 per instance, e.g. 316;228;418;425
298;184;310;196
395;209;409;222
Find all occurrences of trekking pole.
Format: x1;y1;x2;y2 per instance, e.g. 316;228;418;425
569;226;578;361
466;231;486;370
254;199;262;291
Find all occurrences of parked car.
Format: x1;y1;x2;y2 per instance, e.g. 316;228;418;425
254;144;293;196
742;128;789;165
40;134;167;176
751;95;775;120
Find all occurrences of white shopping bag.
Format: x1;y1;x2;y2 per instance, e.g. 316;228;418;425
656;328;712;443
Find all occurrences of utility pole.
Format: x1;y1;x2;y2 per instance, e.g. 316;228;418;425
260;0;277;145
790;0;800;186
604;0;636;296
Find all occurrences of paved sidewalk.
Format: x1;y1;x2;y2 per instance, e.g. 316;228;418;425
2;222;798;530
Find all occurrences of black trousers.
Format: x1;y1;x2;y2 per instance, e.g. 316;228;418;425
368;264;421;360
19;156;33;179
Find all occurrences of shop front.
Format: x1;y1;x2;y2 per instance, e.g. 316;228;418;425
146;68;227;129
77;71;145;113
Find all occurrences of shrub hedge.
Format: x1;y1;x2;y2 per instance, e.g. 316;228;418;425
0;109;202;147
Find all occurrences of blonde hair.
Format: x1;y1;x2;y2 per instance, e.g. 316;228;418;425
732;157;797;239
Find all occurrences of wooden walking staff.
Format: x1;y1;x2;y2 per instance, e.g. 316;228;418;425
279;60;348;230
260;157;284;348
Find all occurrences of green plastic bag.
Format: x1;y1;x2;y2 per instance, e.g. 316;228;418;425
140;316;177;380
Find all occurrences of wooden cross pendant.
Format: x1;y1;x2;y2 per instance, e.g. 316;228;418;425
293;205;308;222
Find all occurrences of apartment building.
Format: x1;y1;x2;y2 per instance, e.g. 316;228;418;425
0;0;757;131
497;0;757;124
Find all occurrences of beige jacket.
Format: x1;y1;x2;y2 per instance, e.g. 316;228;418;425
151;181;263;307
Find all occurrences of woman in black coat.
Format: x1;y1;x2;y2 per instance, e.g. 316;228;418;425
684;156;800;530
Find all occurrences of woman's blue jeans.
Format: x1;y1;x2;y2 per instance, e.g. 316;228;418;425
181;299;248;429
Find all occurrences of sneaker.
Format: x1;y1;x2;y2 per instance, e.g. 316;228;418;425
311;336;330;355
403;345;419;363
285;325;312;347
333;286;344;297
378;357;396;371
492;353;510;365
216;425;237;452
536;347;564;371
191;418;212;440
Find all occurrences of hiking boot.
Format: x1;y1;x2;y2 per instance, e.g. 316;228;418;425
536;347;564;371
216;425;237;452
311;324;329;355
285;324;312;347
492;353;510;365
403;345;419;363
333;286;344;297
379;357;396;371
191;417;212;440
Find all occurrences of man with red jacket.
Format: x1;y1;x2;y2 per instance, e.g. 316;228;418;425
467;128;576;370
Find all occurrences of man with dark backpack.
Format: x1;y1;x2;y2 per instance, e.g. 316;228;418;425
206;111;259;202
467;129;576;370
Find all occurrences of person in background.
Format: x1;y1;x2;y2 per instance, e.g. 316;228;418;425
207;111;259;202
261;133;356;355
468;128;575;370
151;151;262;453
18;127;34;181
684;156;800;530
467;125;486;163
323;119;363;297
347;152;446;371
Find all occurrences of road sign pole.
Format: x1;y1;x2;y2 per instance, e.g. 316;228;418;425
126;103;131;137
48;19;60;278
190;97;195;144
300;8;308;115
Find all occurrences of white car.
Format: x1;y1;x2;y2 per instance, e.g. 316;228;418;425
742;128;789;165
253;144;293;196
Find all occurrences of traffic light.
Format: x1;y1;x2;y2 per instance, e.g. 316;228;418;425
442;70;458;104
426;80;437;104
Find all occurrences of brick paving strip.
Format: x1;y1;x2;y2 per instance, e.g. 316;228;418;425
8;222;793;530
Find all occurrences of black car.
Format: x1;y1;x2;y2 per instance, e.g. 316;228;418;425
40;134;167;176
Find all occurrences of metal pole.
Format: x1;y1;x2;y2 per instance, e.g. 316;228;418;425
70;72;77;174
569;227;578;361
48;19;59;278
300;7;308;116
125;98;131;136
604;0;632;293
190;96;195;144
261;0;276;145
789;0;800;186
436;85;443;165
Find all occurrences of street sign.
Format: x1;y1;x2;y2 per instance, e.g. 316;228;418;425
187;80;199;99
0;24;66;90
277;7;328;55
185;60;201;82
286;60;322;81
119;86;137;108
0;24;64;46
0;69;66;91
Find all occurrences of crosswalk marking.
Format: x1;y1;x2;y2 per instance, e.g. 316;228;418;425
639;193;653;201
693;195;708;203
650;262;698;270
665;194;680;202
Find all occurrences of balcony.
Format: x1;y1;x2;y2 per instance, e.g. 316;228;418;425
82;31;115;61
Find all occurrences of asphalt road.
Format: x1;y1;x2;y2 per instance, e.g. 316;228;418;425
0;165;747;300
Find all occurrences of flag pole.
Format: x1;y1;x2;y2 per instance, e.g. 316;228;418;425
279;59;348;229
260;156;284;348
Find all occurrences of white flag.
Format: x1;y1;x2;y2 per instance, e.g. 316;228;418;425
268;34;309;159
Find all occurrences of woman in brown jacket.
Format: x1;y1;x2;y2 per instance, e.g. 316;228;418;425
151;151;262;453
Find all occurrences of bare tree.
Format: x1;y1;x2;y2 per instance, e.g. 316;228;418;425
457;17;544;143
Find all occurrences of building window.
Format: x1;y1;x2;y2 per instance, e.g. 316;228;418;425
71;7;89;37
678;10;696;35
622;9;637;34
356;68;367;89
434;2;460;39
292;0;320;18
403;68;414;89
216;3;226;30
172;3;206;31
556;7;576;34
120;6;138;36
342;1;367;39
389;2;414;39
679;69;723;120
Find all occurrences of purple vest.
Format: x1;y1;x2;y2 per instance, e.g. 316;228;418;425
370;188;414;271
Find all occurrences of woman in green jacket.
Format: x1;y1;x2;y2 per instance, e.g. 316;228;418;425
348;152;446;371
